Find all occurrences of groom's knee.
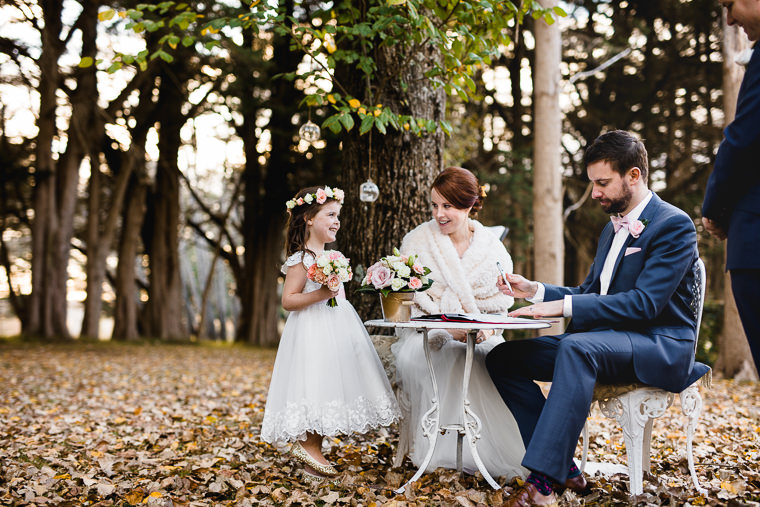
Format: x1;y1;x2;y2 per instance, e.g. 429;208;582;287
486;340;526;379
485;342;509;379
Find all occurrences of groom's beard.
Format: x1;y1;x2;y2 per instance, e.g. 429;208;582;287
600;184;633;214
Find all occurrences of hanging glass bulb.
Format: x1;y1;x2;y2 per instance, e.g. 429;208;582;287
359;178;380;202
299;120;321;143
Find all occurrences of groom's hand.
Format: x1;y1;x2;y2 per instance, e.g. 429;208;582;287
497;273;538;299
508;300;563;318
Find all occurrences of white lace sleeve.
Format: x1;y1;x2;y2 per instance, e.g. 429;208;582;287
280;251;315;274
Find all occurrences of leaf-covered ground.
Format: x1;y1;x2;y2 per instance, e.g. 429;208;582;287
0;342;758;506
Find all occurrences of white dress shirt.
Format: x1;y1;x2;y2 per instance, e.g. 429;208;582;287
529;191;653;317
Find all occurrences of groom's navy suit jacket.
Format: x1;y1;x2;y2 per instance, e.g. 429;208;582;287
543;193;709;393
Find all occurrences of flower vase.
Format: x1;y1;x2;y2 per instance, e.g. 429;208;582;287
379;292;415;322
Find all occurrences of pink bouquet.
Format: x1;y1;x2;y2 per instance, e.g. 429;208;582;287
307;250;353;307
357;247;433;297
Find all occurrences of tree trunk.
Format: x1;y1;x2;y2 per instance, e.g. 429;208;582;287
235;3;299;346
81;148;137;339
142;67;189;340
112;172;147;341
76;0;107;339
28;0;70;339
341;43;446;320
81;150;103;338
533;2;564;334
714;17;756;379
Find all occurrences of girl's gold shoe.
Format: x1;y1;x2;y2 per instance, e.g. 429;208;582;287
289;441;338;476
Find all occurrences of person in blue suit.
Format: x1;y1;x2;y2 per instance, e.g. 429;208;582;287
702;0;760;376
488;130;710;507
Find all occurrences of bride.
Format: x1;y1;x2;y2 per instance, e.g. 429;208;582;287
392;166;526;479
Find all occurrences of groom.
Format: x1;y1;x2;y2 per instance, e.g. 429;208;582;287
486;130;710;506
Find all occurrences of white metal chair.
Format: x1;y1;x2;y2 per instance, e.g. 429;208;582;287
580;258;710;497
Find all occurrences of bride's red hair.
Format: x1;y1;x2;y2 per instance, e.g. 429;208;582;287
432;167;484;217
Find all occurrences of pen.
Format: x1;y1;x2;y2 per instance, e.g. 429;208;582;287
496;262;513;292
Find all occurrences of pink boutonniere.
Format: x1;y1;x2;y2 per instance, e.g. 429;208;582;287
629;218;648;238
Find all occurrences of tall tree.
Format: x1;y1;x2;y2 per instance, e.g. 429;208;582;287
27;0;103;338
532;0;563;289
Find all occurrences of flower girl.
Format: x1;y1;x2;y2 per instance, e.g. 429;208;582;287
260;185;400;482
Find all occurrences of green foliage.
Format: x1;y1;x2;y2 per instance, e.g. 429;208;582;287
90;0;561;137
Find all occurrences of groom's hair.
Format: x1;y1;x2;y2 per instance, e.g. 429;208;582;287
584;130;649;183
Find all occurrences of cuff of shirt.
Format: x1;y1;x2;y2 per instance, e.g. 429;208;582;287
527;282;545;303
563;295;573;318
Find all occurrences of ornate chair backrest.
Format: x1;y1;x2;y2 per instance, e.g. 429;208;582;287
691;258;707;353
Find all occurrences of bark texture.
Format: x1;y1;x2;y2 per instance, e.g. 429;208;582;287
141;67;189;340
340;43;446;320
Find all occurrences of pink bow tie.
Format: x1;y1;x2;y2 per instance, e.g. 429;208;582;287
610;215;630;233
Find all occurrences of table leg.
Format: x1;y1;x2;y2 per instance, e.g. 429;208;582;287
395;328;441;494
462;330;501;490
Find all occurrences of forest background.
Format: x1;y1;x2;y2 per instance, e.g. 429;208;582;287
0;0;757;380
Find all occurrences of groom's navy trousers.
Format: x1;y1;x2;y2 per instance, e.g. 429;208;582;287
486;330;638;482
486;193;710;483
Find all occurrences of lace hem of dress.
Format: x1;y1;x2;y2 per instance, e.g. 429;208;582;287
260;394;400;444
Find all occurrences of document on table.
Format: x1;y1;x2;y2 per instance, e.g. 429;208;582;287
411;313;556;325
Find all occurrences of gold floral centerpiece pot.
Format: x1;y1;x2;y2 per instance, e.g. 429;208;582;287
357;248;433;322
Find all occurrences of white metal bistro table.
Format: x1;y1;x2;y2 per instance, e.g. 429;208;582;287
364;316;551;494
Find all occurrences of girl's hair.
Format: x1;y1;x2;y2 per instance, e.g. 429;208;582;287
432;166;485;217
285;186;341;257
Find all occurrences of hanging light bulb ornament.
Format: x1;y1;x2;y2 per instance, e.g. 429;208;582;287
359;129;379;202
299;120;321;143
360;179;379;202
299;108;321;143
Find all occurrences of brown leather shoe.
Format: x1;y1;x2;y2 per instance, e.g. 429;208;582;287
557;473;592;496
501;483;558;507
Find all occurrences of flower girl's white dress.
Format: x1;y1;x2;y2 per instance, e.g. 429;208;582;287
260;251;400;444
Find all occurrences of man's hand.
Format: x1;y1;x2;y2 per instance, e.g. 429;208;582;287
497;273;538;299
702;217;727;240
508;300;563;318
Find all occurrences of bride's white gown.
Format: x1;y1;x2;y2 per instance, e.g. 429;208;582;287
392;219;527;479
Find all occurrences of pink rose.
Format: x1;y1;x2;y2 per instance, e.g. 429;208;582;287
412;263;424;275
316;188;327;204
333;189;345;202
327;274;341;291
367;262;393;289
306;263;318;281
296;197;304;205
329;251;341;260
408;276;423;290
629;219;646;238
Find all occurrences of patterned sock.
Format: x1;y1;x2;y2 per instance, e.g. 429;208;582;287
526;472;554;496
567;462;581;479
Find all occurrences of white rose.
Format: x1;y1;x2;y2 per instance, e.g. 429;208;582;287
304;193;314;203
317;256;329;268
391;262;410;277
325;187;334;197
391;278;406;291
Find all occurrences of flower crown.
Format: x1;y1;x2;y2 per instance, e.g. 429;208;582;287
285;186;345;211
